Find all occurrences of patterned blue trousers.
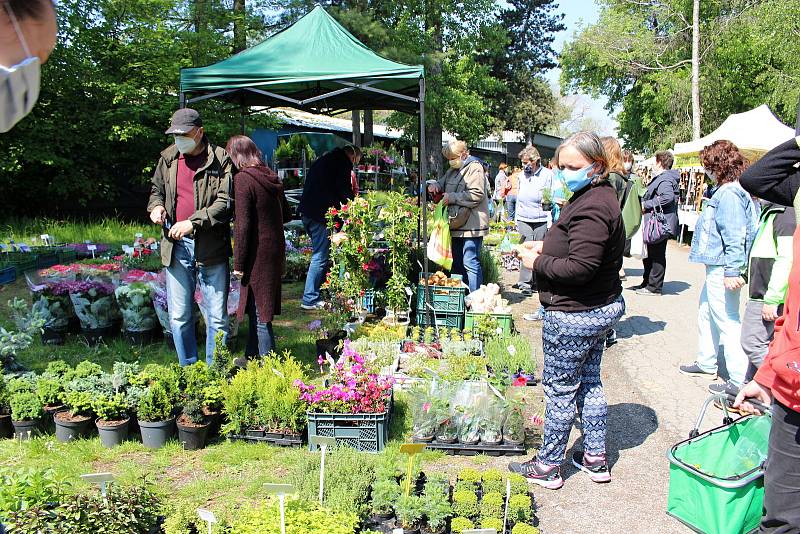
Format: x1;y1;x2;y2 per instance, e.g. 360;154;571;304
537;296;626;466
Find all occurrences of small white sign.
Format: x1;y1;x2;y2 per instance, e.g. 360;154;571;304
122;245;133;254
135;233;143;239
196;508;216;523
0;244;6;251
87;245;97;251
149;243;158;250
18;244;30;252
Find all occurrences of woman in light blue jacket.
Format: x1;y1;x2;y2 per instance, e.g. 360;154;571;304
680;140;759;393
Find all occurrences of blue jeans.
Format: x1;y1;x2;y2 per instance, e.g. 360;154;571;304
302;216;331;306
165;238;229;366
452;236;483;293
506;195;517;222
245;291;275;357
695;265;748;385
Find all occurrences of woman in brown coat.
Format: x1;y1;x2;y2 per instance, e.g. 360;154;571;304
227;135;290;357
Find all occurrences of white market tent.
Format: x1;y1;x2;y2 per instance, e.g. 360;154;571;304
673;104;794;169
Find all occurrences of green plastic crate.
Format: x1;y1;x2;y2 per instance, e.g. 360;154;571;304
306;395;392;453
57;248;77;264
416;275;466;314
415;309;465;330
464;312;513;336
0;266;16;285
1;253;38;277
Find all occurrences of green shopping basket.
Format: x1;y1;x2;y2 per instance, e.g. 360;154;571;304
667;395;771;534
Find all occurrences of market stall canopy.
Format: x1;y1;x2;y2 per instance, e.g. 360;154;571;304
673;105;794;168
180;6;425;114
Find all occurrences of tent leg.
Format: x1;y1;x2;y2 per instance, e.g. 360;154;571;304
419;78;431;327
179;93;186;109
240;103;246;134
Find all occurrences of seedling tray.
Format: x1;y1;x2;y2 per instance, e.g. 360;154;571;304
413;438;526;456
228;431;304;447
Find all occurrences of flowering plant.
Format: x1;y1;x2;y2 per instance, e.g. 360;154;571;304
67;280;117;329
151;284;170;335
376;192;419;313
120;248;162;272
295;341;393;414
115;281;157;332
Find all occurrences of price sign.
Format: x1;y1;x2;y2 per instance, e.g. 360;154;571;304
264;484;296;534
18;244;30;252
196;508;217;534
87;244;97;258
81;472;115;498
399;443;426;496
149;243;158;250
40;234;51;245
122;245;133;255
309;436;337;504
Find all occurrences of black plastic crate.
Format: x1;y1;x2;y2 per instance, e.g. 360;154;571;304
412;438;526;457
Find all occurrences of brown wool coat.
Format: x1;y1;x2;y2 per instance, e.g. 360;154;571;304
233;165;291;323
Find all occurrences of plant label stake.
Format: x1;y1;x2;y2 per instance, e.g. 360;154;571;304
503;478;511;533
399;443;426;496
264;483;295;534
40;234;51;246
196;508;217;534
309;435;337;504
81;472;115;500
463;530;497;534
87;244;97;258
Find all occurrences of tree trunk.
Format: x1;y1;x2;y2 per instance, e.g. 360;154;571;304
233;0;246;53
351;111;361;147
363;110;374;147
691;0;701;140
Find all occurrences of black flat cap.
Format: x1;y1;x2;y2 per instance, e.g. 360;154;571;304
165;108;202;135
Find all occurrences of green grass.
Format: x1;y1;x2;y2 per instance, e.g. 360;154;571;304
0;217;157;247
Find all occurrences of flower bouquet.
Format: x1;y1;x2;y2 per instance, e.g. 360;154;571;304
68;280;117;341
115;281;157;344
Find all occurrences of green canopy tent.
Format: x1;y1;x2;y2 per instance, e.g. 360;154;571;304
179;6;436;320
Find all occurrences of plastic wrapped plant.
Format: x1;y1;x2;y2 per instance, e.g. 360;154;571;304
480;396;505;445
115;281;157;333
503;396;527;445
67;280;117;330
30;281;74;332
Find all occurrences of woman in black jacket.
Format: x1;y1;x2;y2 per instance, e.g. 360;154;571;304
635;150;680;295
508;132;626;490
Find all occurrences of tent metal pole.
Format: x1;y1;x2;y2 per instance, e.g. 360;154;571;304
179;92;186;109
419;77;431;327
186;88;240;104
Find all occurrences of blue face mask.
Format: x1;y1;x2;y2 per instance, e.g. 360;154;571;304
562;164;595;192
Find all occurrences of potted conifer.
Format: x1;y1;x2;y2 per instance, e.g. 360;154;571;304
94;393;130;448
137;382;175;449
10;391;42;440
176;395;210;450
54;389;94;442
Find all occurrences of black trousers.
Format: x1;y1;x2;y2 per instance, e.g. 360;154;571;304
642;239;668;293
761;400;800;533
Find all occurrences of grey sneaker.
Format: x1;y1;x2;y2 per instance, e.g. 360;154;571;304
635;288;661;296
679;362;717;378
708;381;741;397
508;459;563;490
300;301;326;311
572;451;611;483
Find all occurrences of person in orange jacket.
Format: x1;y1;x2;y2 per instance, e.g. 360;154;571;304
736;135;800;532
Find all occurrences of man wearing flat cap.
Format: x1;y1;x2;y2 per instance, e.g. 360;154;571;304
147;108;234;366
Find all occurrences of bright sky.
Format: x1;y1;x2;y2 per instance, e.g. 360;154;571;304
547;0;618;136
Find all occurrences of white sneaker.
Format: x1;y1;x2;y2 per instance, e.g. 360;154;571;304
300;301;325;311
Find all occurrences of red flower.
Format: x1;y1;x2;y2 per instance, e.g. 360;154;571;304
142;249;153;256
362;263;370;272
331;208;339;216
513;376;528;387
132;250;139;258
357;246;364;253
334;222;341;230
341;204;349;213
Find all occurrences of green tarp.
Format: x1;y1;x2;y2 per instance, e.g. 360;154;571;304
180;6;424;113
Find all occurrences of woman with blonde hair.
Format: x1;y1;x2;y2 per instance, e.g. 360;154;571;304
509;131;626;489
427;140;490;292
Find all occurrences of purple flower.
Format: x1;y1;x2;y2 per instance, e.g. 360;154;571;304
308;320;323;331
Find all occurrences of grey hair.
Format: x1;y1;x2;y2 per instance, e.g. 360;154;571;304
518;146;541;162
560;131;609;182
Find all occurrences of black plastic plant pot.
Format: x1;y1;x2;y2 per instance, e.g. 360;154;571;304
54;413;93;442
246;427;265;438
372;511;394;521
42;404;66;433
124;329;156;346
0;414;12;439
12;419;38;440
96;418;130;448
139;417;176;449
315;330;348;359
41;327;66;345
176;418;210;451
80;325;115;346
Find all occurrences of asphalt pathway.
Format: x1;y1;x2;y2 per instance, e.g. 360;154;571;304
506;242;726;534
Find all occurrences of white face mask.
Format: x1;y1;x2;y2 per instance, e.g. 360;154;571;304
623;162;632;172
0;5;42;133
174;130;200;154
